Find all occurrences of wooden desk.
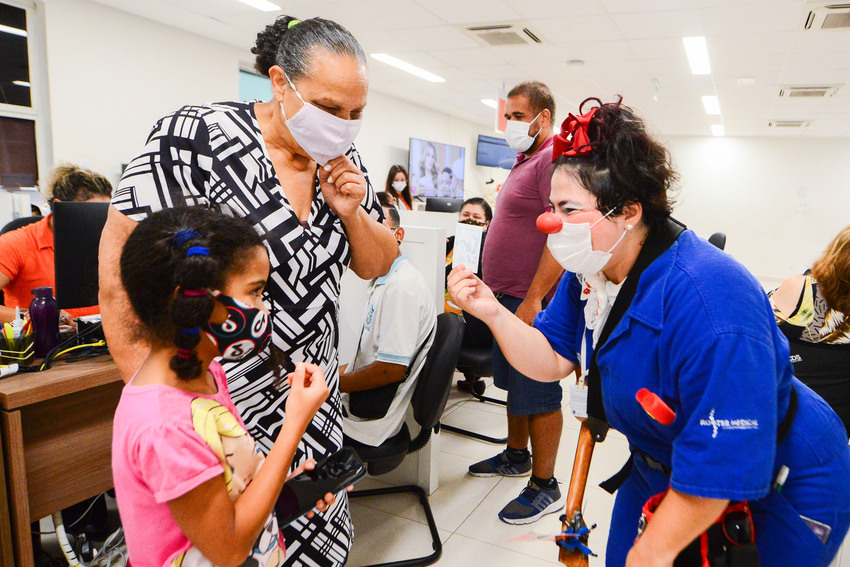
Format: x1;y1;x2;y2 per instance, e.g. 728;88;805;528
0;355;122;567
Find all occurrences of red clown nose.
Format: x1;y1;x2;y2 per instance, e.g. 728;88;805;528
536;211;563;234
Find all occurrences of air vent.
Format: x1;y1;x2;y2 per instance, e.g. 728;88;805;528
463;21;543;47
803;2;850;30
768;120;812;128
778;85;841;97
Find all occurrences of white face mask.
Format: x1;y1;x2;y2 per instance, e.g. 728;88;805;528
504;111;541;153
391;180;407;192
547;208;630;275
281;75;361;165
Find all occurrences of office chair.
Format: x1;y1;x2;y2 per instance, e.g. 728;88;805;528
708;232;727;251
441;314;508;444
345;312;463;567
0;215;42;306
1;215;42;235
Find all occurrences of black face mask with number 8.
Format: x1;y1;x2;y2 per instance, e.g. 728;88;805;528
202;291;272;361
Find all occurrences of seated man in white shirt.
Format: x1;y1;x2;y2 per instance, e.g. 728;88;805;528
340;205;437;447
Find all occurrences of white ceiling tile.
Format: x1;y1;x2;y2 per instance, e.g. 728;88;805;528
529;14;623;42
87;0;850;138
700;3;805;36
412;0;521;24
790;31;850;55
482;44;572;66
429;47;508;68
600;0;700;14
357;30;417;55
388;26;480;51
502;0;606;19
544;39;634;63
610;10;705;40
329;1;444;31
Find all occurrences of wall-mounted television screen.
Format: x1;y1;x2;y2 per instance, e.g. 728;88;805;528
476;135;517;170
408;138;465;198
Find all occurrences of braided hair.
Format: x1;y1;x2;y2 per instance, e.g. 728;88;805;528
120;207;265;381
553;96;678;236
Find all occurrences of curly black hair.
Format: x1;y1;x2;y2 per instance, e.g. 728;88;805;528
553;97;678;235
120;207;265;380
251;15;365;80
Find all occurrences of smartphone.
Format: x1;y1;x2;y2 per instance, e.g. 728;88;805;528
274;447;366;527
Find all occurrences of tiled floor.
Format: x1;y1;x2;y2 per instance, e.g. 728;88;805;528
347;373;850;567
346;374;630;567
35;372;850;566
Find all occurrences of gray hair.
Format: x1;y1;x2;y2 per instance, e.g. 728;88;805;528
252;16;365;82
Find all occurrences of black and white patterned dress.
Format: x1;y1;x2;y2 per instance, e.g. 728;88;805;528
113;101;383;566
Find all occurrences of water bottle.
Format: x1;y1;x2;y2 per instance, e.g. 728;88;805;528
29;286;59;358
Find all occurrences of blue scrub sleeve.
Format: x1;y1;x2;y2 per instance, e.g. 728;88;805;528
669;329;778;501
533;273;582;365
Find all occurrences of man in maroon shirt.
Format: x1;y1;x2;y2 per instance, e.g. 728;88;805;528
470;81;565;525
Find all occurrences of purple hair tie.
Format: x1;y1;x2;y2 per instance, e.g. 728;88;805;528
176;348;193;360
182;289;208;297
181;326;200;335
186;246;209;257
173;229;200;247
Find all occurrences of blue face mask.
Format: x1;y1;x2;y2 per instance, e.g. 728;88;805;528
202;292;271;361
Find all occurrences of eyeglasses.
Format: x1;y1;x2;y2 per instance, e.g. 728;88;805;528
722;505;754;545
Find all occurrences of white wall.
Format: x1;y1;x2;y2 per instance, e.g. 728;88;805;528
36;0;849;292
40;0;508;198
330;89;511;203
42;0;242;183
666;136;850;288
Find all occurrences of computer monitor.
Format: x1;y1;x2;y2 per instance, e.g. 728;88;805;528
408;138;465;199
476;135;517;170
424;197;464;214
53;201;110;310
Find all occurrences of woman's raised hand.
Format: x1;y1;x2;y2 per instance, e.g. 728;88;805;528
447;265;500;324
286;362;329;429
318;155;367;221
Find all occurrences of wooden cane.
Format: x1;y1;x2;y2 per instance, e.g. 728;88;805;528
558;419;596;566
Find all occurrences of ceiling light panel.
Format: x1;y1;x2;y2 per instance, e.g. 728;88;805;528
370;53;446;83
683;36;711;75
702;95;721;115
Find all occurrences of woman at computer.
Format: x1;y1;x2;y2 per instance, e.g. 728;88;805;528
384;164;413;209
0;164;112;325
97;14;395;567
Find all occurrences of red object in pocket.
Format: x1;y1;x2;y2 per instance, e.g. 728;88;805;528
636;388;676;425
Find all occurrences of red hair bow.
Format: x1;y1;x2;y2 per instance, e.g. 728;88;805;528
552;106;598;161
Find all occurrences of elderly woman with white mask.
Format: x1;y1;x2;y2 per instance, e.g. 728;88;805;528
98;15;396;567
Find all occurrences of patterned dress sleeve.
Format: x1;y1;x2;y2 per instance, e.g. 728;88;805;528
347;145;385;224
112;105;215;221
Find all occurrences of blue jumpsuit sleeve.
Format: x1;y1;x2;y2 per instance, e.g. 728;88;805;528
533;273;582;365
667;311;779;501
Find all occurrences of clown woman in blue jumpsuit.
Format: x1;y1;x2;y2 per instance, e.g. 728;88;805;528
447;97;850;567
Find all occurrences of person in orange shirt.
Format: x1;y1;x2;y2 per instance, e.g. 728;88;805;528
0;164;112;325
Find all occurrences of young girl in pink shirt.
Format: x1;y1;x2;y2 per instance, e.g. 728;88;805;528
112;207;333;567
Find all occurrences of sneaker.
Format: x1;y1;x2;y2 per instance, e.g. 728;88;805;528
468;450;532;478
498;479;565;525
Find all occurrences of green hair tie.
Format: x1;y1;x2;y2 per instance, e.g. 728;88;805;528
288;19;301;29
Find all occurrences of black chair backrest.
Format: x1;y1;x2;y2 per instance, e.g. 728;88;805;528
708;232;726;251
1;215;42;235
0;216;43;306
411;313;464;430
